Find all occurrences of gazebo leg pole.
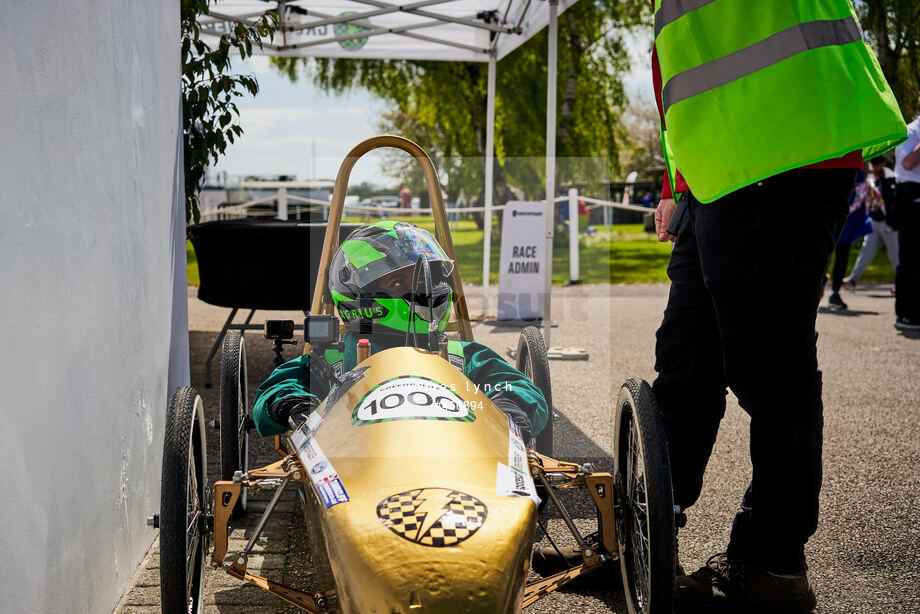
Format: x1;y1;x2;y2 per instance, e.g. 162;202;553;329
483;52;497;315
543;0;558;348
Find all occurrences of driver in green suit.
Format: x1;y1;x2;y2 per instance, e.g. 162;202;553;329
252;220;548;443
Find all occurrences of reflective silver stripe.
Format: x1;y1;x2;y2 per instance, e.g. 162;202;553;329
662;17;863;112
654;0;720;37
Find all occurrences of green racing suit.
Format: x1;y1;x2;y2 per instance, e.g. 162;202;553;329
253;333;549;438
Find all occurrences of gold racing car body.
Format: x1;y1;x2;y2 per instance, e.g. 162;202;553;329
291;346;538;613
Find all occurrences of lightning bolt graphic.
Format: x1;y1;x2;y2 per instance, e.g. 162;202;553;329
413;490;454;540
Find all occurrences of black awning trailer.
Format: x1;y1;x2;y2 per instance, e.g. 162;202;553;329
188;219;361;386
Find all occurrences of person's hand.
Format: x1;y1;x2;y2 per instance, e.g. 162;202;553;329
655;198;677;242
288;400;318;430
494;398;533;444
267;395;319;430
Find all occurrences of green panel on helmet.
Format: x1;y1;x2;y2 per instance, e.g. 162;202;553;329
367;219;400;237
330;289;352;304
331;289;452;337
374;297;414;334
340;239;386;268
376;297;444;335
439;297;452;330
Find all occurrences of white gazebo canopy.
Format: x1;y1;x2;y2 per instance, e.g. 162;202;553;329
200;0;575;61
201;0;577;343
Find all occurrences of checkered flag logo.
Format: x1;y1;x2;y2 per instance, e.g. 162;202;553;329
376;488;488;547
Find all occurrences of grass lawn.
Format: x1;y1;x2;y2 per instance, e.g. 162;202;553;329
184;216;897;286
187;240;199;286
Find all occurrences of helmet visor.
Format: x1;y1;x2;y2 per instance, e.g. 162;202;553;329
340;226;454;288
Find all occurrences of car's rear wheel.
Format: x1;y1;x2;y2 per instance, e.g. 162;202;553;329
160;387;209;614
516;326;553;455
220;330;248;516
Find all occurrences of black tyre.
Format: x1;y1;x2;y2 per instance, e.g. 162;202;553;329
516;326;553;455
160;387;209;614
614;378;675;614
220;330;248;515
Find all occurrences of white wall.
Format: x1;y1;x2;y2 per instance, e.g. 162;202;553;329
0;3;187;612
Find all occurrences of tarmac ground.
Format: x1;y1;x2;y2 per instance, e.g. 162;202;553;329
115;282;920;614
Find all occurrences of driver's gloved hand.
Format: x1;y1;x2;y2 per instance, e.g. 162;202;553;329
494;398;533;444
268;395;319;430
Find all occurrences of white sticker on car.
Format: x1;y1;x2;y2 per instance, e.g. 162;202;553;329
290;427;349;508
496;461;539;507
351;376;475;425
507;414;523;440
305;410;323;432
508;426;528;475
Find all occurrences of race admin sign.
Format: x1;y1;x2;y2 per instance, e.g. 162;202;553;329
498;201;548;321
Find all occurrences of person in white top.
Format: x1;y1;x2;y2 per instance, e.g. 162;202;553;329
893;116;920;330
843;157;899;289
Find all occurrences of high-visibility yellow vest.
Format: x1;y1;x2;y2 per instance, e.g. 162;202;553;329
654;0;907;203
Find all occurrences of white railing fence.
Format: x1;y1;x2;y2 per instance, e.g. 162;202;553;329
197;188;654;286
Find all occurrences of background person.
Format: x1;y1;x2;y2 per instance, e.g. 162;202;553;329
827;171;873;311
844;156;899;290
642;190;654;208
650;1;906;611
578;197;590;232
399;186;412;209
894;115;920;330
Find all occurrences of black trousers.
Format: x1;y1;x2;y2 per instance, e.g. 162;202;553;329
653;168;854;572
895;181;920;319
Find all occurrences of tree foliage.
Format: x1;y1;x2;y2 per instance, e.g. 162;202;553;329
619;93;665;179
270;1;648;202
181;0;275;223
856;0;920;120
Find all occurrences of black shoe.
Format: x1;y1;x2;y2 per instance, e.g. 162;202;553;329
675;553;816;613
827;293;847;310
894;316;920;331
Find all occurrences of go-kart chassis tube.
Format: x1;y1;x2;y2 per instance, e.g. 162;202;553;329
529;452;619;556
521;453;620;605
224;568;331;613
523;565;602;607
534;469;587;551
212;455;306;565
211;459;330;612
241;474;291;558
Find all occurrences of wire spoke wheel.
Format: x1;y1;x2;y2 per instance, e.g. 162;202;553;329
161;387;209;614
614;378;675;614
186;447;201;591
220;330;249;515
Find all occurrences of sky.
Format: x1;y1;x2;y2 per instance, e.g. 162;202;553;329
212;29;653;187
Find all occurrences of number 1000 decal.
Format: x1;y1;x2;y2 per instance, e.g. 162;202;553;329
351;376;476;426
